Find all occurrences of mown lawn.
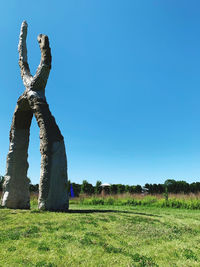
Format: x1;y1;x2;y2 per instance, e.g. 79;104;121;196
0;203;200;266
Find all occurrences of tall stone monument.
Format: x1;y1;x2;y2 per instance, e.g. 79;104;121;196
1;21;69;211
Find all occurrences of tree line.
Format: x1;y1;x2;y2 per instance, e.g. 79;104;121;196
72;180;143;197
70;179;200;197
1;176;200;196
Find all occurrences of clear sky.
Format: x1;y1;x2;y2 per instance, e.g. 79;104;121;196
0;0;200;186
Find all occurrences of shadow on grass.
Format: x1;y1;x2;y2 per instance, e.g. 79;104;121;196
67;209;161;217
1;205;161;217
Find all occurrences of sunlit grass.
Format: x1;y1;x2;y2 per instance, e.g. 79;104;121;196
0;196;200;266
70;193;200;209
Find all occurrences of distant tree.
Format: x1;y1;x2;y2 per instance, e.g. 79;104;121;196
128;185;136;194
164;179;190;194
110;184;118;194
164;179;177;193
157;184;165;194
0;176;4;191
144;183;150;193
134;185;142;193
29;184;39;192
147;184;154;194
152;184;158;193
144;183;164;194
190;182;200;193
71;183;81;197
176;181;190;193
117;184;126;194
150;184;154;194
95;180;102;194
60;179;200;197
125;185;130;193
81;180;94;195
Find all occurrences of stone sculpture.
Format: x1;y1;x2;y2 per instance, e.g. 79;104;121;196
1;21;69;211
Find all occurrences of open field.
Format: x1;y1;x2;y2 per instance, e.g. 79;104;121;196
71;193;200;209
1;198;200;266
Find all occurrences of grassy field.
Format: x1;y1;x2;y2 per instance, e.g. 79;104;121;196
71;193;200;209
0;197;200;266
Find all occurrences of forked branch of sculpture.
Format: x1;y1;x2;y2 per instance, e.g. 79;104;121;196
1;21;69;211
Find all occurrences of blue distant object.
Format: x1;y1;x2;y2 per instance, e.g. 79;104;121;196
70;184;75;198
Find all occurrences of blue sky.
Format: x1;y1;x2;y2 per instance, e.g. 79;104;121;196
0;1;200;186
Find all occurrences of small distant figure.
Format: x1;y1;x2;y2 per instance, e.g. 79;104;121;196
70;184;75;198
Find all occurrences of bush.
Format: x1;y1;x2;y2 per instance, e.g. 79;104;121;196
81;180;94;195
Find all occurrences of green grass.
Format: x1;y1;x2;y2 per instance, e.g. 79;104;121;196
71;194;200;209
0;199;200;266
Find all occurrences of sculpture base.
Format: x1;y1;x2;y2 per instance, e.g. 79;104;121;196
38;140;69;211
1;177;30;209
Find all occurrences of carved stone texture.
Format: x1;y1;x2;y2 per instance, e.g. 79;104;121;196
1;21;69;211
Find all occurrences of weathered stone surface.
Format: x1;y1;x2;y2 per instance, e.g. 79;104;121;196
27;95;68;211
1;21;69;211
38;140;68;211
1;97;32;209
